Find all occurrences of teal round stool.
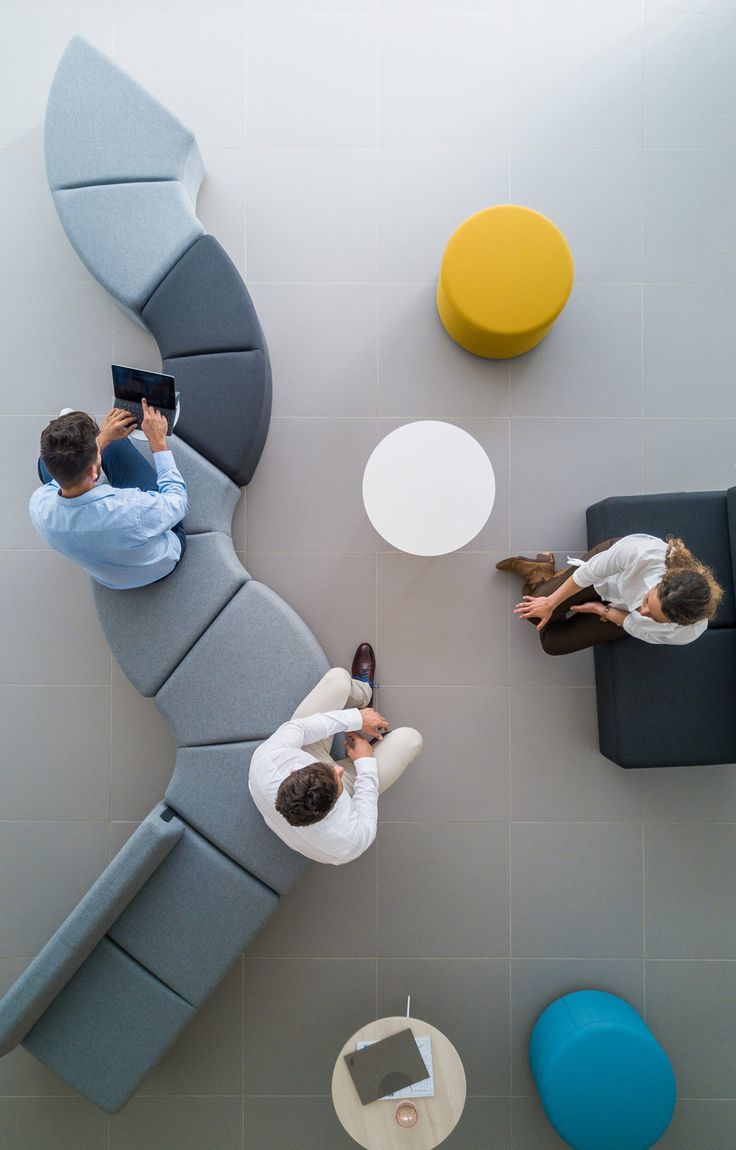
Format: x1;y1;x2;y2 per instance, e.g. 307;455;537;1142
530;990;676;1150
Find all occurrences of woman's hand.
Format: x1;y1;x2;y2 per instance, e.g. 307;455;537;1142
569;602;605;616
514;595;553;631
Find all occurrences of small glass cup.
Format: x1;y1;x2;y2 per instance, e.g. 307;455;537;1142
396;1102;418;1128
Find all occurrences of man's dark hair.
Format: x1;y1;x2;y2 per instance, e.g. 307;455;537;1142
40;411;99;486
275;762;339;827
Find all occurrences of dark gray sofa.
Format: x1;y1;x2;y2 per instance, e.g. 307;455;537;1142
587;488;736;768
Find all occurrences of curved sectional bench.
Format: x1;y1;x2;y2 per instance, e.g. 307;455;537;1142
0;37;328;1111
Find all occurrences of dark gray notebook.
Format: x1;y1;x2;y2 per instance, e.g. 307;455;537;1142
343;1028;429;1106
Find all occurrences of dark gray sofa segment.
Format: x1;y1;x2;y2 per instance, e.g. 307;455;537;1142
24;938;195;1115
587;488;736;768
157;580;330;748
166;743;310;896
163;349;272;487
142;235;265;358
108;825;279;1006
92;532;248;697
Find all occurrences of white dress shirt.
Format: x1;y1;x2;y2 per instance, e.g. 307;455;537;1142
569;534;707;646
248;709;378;865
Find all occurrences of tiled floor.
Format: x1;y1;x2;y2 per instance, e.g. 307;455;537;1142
1;1;735;1148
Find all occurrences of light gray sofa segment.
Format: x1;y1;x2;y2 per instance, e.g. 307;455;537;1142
133;434;241;538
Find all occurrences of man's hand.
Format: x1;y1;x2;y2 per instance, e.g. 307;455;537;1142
140;397;169;452
345;734;374;762
358;707;389;741
97;408;136;449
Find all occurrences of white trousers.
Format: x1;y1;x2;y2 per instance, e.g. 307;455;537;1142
291;667;423;796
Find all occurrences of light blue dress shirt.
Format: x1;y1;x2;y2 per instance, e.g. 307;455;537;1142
29;450;188;589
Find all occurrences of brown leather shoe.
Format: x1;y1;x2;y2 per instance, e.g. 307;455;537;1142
351;642;377;706
495;554;555;589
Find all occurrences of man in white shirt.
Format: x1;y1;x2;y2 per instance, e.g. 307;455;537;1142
248;667;422;865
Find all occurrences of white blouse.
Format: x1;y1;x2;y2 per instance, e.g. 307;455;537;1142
569;534;707;646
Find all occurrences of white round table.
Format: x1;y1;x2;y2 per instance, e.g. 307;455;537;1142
332;1016;466;1150
362;421;495;555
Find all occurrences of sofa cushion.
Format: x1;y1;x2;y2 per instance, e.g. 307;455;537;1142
23;938;194;1114
108;826;279;1006
156;580;329;747
587;490;736;628
166;743;309;896
45;36;203;200
53;182;203;312
133;436;241;537
93;533;247;696
163;350;272;488
594;627;736;767
142;235;264;358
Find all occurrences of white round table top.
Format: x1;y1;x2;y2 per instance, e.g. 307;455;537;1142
331;1016;467;1150
362;421;495;556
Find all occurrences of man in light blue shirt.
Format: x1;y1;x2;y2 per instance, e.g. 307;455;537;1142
29;400;188;590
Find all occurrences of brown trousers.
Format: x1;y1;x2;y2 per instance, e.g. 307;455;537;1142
524;538;627;656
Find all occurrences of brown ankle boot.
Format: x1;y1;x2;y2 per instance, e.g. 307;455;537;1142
495;553;555;589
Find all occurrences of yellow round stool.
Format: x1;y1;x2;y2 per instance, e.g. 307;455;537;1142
436;204;574;359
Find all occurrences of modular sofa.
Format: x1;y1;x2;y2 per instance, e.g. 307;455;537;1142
587;488;736;768
0;38;328;1111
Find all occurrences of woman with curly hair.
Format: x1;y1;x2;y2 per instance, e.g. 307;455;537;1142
496;535;723;656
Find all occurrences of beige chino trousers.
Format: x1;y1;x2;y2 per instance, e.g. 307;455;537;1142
291;667;422;796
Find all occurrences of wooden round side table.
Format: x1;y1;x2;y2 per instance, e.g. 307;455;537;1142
331;1016;467;1150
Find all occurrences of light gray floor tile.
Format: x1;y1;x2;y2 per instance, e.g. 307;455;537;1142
112;305;163;377
379;14;508;148
377;418;509;552
510;958;644;1095
246;149;378;283
378;686;509;823
645;960;736;1097
244;552;377;669
643;150;721;283
510;688;645;822
249;283;378;417
510;15;642;148
0;1097;107;1150
509;590;595;689
380;0;507;10
643;284;736;416
656;1100;736;1150
377;822;509;958
509;149;642;283
377;553;509;687
0;552;110;685
110;1097;242;1150
0;821;108;956
511;822;644;959
378;283;510;419
248;14;377;148
0;958;73;1096
0;148;90;282
644;823;736;959
248;845;377;958
0;282;112;416
509;419;643;552
512;1095;570;1150
245;1097;355;1150
515;0;639;9
115;12;245;150
0;686;110;820
378;149;509;284
508;285;642;418
197;147;246;277
377;959;510;1094
111;683;176;821
441;1097;512;1150
245;418;380;552
232;491;246;552
0;415;55;550
639;762;736;823
244;958;376;1094
140;958;243;1096
0;12;113;147
110;822;139;858
644;419;736;494
644;14;732;147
